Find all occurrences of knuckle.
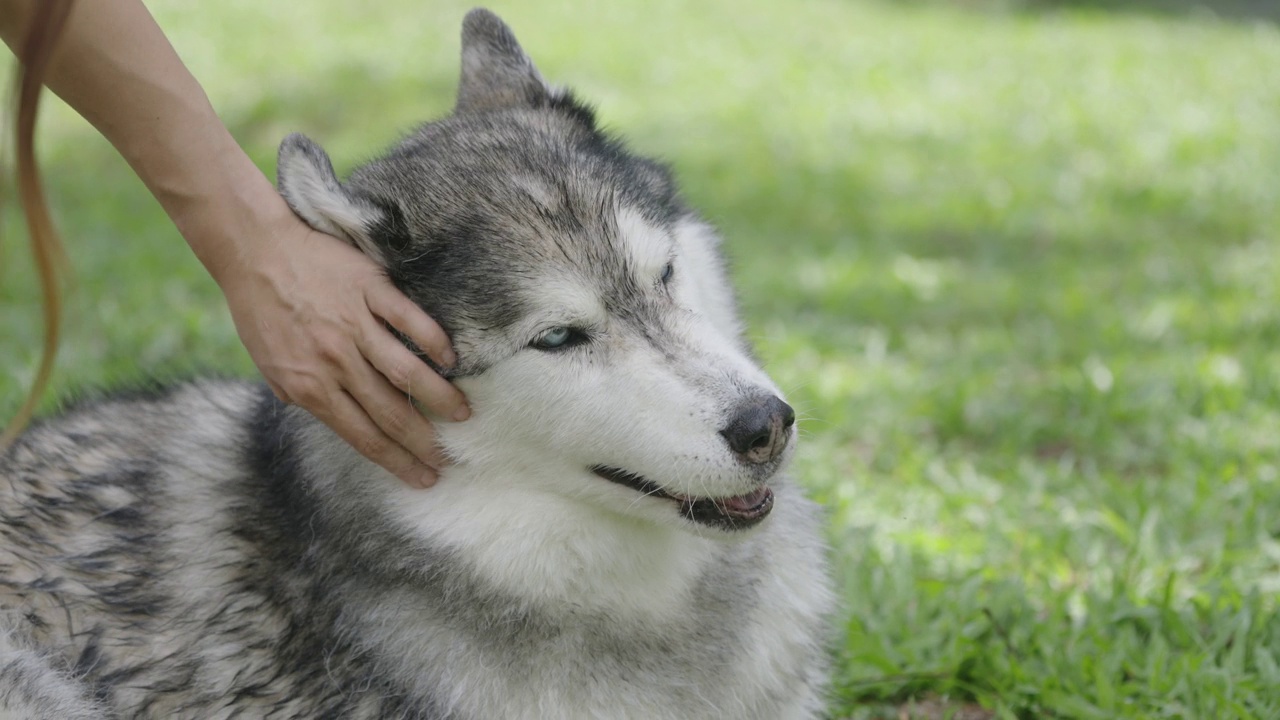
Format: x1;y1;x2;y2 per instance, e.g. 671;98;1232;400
287;377;326;406
387;360;417;390
380;301;410;329
358;435;391;459
379;406;411;437
365;287;399;320
316;334;348;363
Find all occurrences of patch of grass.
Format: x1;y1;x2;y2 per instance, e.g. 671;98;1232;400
3;0;1280;717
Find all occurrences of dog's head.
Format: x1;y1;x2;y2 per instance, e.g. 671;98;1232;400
277;8;794;535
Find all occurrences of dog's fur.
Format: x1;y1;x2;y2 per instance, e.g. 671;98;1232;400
0;10;832;719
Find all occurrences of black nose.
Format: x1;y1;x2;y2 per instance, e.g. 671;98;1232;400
720;396;795;464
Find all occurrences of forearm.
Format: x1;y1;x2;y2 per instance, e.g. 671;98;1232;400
0;0;291;284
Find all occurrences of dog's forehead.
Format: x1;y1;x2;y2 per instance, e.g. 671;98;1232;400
386;120;671;220
484;192;675;307
374;116;676;263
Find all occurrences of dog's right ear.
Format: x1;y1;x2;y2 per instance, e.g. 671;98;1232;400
277;133;389;265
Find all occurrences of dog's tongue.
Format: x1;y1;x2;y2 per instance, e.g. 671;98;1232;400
719;486;773;514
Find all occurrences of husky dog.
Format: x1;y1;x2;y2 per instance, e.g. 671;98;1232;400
0;9;832;719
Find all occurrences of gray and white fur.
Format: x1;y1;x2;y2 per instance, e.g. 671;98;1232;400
0;9;833;719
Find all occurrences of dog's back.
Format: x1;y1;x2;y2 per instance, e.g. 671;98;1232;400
0;383;372;717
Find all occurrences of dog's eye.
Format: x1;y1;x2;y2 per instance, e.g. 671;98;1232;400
660;261;674;286
532;326;588;351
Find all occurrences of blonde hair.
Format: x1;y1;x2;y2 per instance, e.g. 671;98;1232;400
1;0;75;448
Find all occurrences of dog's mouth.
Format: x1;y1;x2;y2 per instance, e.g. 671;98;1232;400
591;465;774;531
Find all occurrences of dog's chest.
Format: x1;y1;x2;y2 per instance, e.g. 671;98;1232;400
352;523;830;719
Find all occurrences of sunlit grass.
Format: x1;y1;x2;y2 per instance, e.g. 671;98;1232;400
3;1;1280;717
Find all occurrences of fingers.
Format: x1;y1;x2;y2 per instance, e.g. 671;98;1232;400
367;283;456;370
347;356;452;473
364;281;470;420
359;311;471;423
307;384;440;489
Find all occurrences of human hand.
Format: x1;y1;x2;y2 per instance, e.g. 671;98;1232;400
218;212;468;489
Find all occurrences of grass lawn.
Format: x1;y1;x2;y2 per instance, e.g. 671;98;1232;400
4;0;1280;717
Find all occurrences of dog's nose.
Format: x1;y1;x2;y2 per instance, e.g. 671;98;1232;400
720;396;795;464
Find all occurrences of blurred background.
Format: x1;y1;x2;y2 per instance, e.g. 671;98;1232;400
3;1;1280;717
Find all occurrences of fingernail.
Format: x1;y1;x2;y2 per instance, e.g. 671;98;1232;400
452;404;472;422
415;467;439;488
442;348;458;368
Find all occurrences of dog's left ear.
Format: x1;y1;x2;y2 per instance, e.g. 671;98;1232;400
454;8;551;114
276;133;389;265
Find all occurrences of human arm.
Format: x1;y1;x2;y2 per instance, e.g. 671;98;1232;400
0;0;468;487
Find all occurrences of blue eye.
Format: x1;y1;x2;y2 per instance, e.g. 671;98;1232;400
660;261;674;285
538;327;570;348
532;326;587;351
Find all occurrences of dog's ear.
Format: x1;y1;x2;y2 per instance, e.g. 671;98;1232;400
454;8;550;114
277;133;389;265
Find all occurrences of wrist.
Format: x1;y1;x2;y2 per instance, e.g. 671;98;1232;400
155;132;299;288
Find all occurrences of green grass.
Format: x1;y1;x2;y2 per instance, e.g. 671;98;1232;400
4;1;1280;717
